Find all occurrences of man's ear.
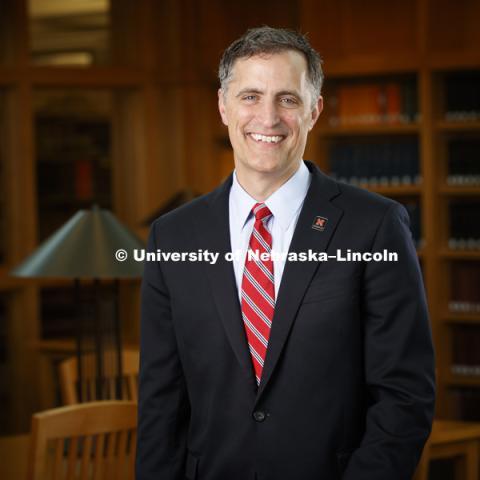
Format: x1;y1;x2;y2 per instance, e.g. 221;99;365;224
218;89;228;126
308;95;323;131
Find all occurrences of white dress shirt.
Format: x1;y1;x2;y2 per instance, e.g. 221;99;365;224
229;161;311;303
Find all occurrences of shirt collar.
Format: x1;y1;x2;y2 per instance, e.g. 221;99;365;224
230;161;311;232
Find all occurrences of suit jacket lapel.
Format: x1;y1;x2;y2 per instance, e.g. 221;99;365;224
255;162;343;404
193;176;257;390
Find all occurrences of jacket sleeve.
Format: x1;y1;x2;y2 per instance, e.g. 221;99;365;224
342;203;436;480
136;220;190;480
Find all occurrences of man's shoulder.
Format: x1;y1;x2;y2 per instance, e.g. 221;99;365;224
335;180;400;213
310;164;404;219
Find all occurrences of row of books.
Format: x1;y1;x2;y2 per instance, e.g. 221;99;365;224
445;111;480;122
449;301;480;313
326;80;418;127
448;203;480;249
447;140;480;184
451;365;480;376
446;175;480;186
445;72;480;122
450;263;480;308
328;141;420;186
40;160;111;198
451;325;480;373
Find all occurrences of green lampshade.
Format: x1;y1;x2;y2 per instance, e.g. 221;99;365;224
11;206;145;278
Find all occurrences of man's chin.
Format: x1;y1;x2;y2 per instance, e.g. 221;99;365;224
248;162;284;175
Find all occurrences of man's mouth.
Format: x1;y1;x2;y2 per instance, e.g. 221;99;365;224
248;133;285;144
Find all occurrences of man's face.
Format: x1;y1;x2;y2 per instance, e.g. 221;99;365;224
218;50;322;179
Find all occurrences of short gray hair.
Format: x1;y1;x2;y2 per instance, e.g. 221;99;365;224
218;26;324;109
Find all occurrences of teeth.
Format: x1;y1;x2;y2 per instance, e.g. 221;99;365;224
250;133;283;143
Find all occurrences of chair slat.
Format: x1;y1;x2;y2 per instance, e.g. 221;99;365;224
127;430;137;480
66;436;78;480
92;433;105;480
80;435;93;480
115;430;128;480
104;432;116;479
52;438;64;480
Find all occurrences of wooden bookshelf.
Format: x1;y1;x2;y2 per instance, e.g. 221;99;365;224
301;0;480;421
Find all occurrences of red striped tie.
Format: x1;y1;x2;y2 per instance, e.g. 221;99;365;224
241;203;275;386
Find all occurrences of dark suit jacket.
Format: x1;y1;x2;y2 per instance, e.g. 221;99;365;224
136;161;435;480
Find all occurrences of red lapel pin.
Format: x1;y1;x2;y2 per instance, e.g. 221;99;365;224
312;216;328;231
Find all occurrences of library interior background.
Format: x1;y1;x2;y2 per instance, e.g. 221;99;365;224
0;0;480;478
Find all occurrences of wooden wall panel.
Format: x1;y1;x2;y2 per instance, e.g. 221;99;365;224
301;0;419;71
427;0;480;54
193;0;301;82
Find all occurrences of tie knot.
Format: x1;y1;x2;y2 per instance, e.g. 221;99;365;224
252;203;272;222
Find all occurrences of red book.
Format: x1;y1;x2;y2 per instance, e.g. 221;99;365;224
385;83;402;124
75;159;94;200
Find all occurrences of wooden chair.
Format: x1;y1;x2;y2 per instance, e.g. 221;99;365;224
59;350;139;405
414;419;480;480
27;401;137;480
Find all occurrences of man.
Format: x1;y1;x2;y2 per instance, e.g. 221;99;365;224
136;26;435;480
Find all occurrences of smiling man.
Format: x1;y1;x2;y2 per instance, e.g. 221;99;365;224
136;27;435;480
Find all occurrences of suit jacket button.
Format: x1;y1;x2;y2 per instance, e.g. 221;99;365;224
253;411;266;422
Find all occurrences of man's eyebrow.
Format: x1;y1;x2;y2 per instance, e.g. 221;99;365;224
235;88;263;98
276;89;302;99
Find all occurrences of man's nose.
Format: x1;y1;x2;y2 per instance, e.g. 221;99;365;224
258;101;280;127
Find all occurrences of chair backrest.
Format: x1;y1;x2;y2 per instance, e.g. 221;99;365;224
27;401;137;480
59;350;139;405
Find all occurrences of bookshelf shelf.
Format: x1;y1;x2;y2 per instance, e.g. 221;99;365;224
367;185;422;196
439;186;480;196
445;374;480;388
318;123;419;137
439;250;480;260
436;121;480;132
441;313;480;324
428;51;480;71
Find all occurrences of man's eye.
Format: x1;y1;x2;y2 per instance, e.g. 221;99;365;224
280;97;297;105
242;95;257;101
